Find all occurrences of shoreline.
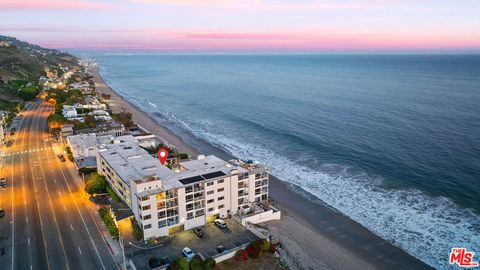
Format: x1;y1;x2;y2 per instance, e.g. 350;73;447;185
90;66;432;270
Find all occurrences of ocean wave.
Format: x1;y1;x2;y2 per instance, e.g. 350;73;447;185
190;131;479;269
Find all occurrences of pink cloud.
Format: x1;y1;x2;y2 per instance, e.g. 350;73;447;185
0;0;111;10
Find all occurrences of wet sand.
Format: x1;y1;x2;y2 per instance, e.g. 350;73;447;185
90;66;432;270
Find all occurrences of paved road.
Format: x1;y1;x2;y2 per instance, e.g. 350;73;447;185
0;99;117;270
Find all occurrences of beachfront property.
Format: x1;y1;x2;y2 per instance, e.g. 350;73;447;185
96;140;275;239
67;133;157;169
75;121;125;137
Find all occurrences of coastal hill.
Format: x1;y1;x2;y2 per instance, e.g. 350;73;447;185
0;35;77;107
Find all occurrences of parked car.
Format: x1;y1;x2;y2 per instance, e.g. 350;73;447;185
0;208;5;217
217;245;226;253
0;177;7;189
214;219;228;228
182;247;195;259
192;227;204;237
160;256;171;266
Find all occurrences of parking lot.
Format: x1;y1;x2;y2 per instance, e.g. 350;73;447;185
129;219;259;270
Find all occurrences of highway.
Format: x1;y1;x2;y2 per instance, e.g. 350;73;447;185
0;99;117;270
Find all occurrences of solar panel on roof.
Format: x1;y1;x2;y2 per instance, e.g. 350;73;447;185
179;175;204;185
202;171;226;180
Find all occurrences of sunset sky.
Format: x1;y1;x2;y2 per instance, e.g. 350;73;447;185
1;0;479;52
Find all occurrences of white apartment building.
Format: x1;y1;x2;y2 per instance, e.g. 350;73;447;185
96;141;270;240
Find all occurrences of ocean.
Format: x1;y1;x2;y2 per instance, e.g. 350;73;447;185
83;53;480;268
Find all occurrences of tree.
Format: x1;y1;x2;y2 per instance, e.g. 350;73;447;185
101;93;111;100
167;257;189;270
189;255;203;270
84;115;97;128
112;107;133;127
203;257;216;270
47;113;66;129
84;173;107;194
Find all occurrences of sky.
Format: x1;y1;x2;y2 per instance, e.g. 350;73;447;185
0;0;479;52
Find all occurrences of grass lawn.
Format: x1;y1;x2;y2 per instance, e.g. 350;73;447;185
217;253;288;270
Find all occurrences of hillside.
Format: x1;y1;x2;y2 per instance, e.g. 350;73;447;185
0;35;78;105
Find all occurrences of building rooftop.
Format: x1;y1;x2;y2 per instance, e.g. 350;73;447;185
98;142;177;189
100;144;256;197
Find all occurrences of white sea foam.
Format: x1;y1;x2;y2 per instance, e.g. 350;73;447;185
192;131;479;269
148;102;158;108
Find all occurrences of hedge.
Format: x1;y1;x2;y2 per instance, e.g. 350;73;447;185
98;207;119;238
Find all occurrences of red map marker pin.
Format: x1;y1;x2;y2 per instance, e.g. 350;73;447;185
158;148;169;165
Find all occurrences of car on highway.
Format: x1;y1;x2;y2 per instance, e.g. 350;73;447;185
0;208;5;217
0;177;7;189
182;247;195;260
214;219;228;229
192;227;204;238
6;140;12;147
58;155;66;162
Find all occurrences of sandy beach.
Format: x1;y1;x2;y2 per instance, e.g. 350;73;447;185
90;66;432;270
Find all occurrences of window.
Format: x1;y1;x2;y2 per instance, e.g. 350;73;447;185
208;207;214;212
207;181;214;186
158;220;166;228
207;199;214;204
143;214;151;220
144;224;151;230
185;186;193;193
186;203;193;211
218;196;224;201
255;188;260;195
186;194;193;202
142;205;151;211
217;188;224;192
218;204;224;209
158;211;166;219
217;179;224;184
195;209;204;217
238;198;244;205
141;196;149;201
187;212;194;220
156;192;165;201
157;201;165;209
207;190;214;195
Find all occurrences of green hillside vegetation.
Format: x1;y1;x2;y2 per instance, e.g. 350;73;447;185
0;35;78;110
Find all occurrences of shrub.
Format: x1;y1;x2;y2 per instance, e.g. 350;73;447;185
203;257;216;270
98;207;119;238
189;255;203;270
235;249;249;262
84;173;107;194
167;257;189;270
149;256;160;269
246;240;262;259
78;167;97;175
130;218;143;241
175;152;189;160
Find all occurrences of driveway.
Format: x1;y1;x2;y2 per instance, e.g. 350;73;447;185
129;219;259;270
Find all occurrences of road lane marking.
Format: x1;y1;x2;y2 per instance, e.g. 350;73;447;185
78;247;82;255
28;238;30;245
70;224;74;231
26;217;28;223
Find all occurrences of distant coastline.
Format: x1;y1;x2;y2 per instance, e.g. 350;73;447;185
90;61;432;270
